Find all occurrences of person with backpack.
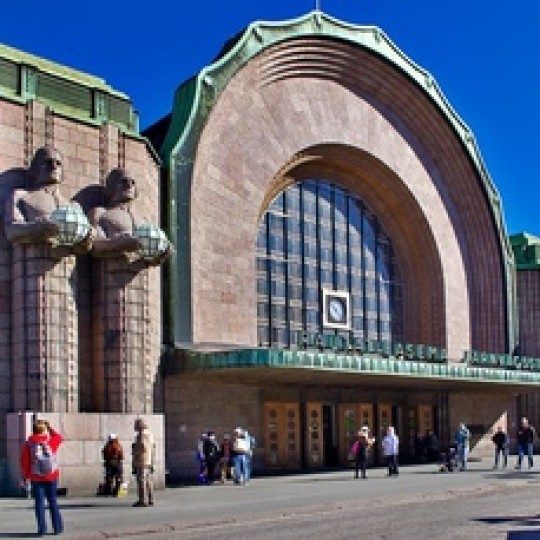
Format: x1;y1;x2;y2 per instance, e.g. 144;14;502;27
20;419;63;536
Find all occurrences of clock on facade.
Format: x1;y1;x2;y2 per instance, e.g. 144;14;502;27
322;289;350;330
328;297;346;324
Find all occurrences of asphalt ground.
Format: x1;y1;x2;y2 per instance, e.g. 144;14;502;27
1;460;540;539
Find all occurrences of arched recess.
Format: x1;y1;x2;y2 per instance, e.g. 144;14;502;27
189;67;471;359
264;144;446;350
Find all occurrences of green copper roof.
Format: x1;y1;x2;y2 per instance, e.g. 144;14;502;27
0;42;138;132
168;348;540;387
510;232;540;270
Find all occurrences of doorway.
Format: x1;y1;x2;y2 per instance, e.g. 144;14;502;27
322;404;339;467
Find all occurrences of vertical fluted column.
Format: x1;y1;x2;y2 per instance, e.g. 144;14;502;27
12;244;78;412
93;258;151;413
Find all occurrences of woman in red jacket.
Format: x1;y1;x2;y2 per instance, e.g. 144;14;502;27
20;419;63;536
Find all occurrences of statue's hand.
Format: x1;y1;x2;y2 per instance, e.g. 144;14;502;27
34;218;61;241
73;227;94;255
114;234;142;253
145;241;174;267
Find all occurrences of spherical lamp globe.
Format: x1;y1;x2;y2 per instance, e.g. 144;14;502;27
50;205;91;246
134;223;169;260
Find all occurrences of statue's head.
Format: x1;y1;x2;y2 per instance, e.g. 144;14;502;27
28;147;62;187
104;168;138;206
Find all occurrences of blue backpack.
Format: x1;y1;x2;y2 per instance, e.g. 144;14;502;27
29;439;58;476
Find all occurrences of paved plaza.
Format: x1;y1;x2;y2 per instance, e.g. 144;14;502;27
1;461;540;539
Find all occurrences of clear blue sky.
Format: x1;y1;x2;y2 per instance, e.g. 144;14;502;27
1;1;538;235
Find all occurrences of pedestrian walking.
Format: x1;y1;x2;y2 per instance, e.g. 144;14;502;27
455;422;471;471
382;426;399;476
132;419;156;507
491;426;509;469
20;419;64;536
515;417;535;470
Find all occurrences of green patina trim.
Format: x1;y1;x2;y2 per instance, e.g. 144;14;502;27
159;10;515;348
0;42;137;133
510;232;540;270
173;348;540;386
0;43;127;96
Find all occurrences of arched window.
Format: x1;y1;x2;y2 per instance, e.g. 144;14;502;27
256;181;403;348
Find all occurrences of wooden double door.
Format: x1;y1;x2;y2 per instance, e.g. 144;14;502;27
264;401;435;469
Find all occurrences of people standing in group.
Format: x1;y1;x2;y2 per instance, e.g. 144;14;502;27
132;419;156;507
515;416;535;470
352;426;375;479
20;419;64;536
455;422;471;471
203;431;220;484
491;426;509;469
382;426;399;476
102;433;124;496
232;427;250;485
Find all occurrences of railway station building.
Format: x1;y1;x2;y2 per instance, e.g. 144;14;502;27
1;11;540;492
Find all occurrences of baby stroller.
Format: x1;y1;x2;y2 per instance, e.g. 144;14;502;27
438;445;457;472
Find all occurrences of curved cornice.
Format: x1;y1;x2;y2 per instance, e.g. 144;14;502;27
161;10;510;252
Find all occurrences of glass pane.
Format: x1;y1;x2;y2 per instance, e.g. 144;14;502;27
256;180;402;347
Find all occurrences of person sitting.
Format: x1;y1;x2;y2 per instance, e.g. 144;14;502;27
102;434;124;496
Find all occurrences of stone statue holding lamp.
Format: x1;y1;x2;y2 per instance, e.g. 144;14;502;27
89;168;171;265
4;146;90;248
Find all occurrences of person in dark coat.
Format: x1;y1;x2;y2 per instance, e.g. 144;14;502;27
203;431;220;484
491;426;509;469
352;427;375;479
515;417;535;470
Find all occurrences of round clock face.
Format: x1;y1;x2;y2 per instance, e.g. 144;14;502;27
328;297;345;323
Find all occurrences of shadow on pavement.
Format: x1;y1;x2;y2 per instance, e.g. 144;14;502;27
474;514;540;540
0;534;41;538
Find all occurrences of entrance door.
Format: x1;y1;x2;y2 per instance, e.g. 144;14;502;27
264;402;301;469
322;405;339;467
306;402;323;468
377;403;393;462
417;405;434;435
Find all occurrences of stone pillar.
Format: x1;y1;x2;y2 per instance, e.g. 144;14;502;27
93;258;151;413
12;244;78;412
